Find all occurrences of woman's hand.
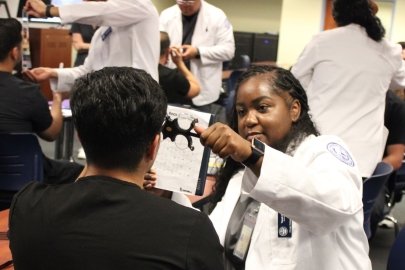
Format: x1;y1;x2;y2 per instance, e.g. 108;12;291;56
195;123;251;163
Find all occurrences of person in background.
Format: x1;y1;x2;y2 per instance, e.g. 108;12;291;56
159;31;200;105
194;65;371;269
160;0;235;122
370;90;405;235
24;0;160;91
291;0;405;178
0;18;83;189
9;67;224;270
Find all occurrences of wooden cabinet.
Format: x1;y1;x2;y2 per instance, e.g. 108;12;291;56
29;28;72;100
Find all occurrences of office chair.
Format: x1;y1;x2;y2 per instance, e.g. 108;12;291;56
362;161;393;239
387;226;405;270
0;133;43;209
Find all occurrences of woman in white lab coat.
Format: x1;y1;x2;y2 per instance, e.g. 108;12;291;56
291;0;405;178
196;65;371;269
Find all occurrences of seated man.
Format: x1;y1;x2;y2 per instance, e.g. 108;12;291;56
370;90;405;233
0;18;83;185
159;31;200;105
9;66;224;270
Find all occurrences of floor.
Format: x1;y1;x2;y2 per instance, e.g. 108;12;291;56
39;134;404;270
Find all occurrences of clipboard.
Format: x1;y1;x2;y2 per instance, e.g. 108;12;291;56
154;105;214;195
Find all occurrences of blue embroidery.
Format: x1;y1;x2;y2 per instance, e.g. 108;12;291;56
101;27;112;41
327;142;355;167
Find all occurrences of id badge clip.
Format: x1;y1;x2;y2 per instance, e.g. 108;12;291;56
278;213;292;238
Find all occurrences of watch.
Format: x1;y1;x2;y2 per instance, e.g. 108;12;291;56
195;47;201;59
242;138;265;167
45;4;54;18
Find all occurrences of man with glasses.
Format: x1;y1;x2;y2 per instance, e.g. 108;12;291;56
160;0;235;123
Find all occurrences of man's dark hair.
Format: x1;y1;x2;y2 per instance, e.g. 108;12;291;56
0;18;22;62
70;67;167;171
210;65;319;209
160;31;170;56
398;42;405;50
332;0;385;41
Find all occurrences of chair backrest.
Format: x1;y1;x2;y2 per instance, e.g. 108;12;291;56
362;161;393;238
0;133;43;192
387;226;405;270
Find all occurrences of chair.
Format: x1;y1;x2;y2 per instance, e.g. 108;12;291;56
0;133;43;209
362;161;393;239
387;226;405;270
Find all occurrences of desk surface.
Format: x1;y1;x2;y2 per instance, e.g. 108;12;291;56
0;209;13;269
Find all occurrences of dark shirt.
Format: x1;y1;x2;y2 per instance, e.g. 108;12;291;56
159;64;191;105
0;71;51;133
385;90;405;147
9;176;224;270
182;12;199;69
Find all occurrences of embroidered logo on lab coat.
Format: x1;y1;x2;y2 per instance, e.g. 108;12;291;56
326;142;355;167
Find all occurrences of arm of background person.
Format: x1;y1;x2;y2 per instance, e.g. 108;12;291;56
171;47;200;98
71;33;91;51
383;144;405;170
389;59;405;90
26;0;155;27
38;92;63;142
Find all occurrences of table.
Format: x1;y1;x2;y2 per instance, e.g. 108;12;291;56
0;209;13;269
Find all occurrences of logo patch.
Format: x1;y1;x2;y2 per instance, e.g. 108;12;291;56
327;142;355;167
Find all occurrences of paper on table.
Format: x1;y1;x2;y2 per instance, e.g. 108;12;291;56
154;105;213;195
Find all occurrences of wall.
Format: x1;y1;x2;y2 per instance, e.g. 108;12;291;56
277;0;324;68
392;0;405;43
152;0;282;33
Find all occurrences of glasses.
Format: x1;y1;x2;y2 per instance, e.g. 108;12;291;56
176;0;196;6
161;114;199;151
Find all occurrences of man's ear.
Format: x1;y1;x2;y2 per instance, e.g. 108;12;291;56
290;99;301;122
10;46;20;62
146;134;161;161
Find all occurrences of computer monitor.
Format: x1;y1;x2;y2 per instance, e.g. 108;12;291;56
17;0;83;24
228;31;254;70
252;33;279;63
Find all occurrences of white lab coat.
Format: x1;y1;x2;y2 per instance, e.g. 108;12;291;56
291;24;405;177
159;1;235;106
210;134;371;270
51;0;159;92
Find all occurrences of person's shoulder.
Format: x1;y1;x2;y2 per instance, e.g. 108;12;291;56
10;181;53;212
306;134;357;167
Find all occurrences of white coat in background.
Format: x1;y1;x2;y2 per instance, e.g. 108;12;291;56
210;134;371;270
159;0;235;106
50;0;159;92
292;24;405;177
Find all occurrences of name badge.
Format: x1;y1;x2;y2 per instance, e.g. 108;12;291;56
233;202;260;260
278;213;292;238
101;27;112;41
